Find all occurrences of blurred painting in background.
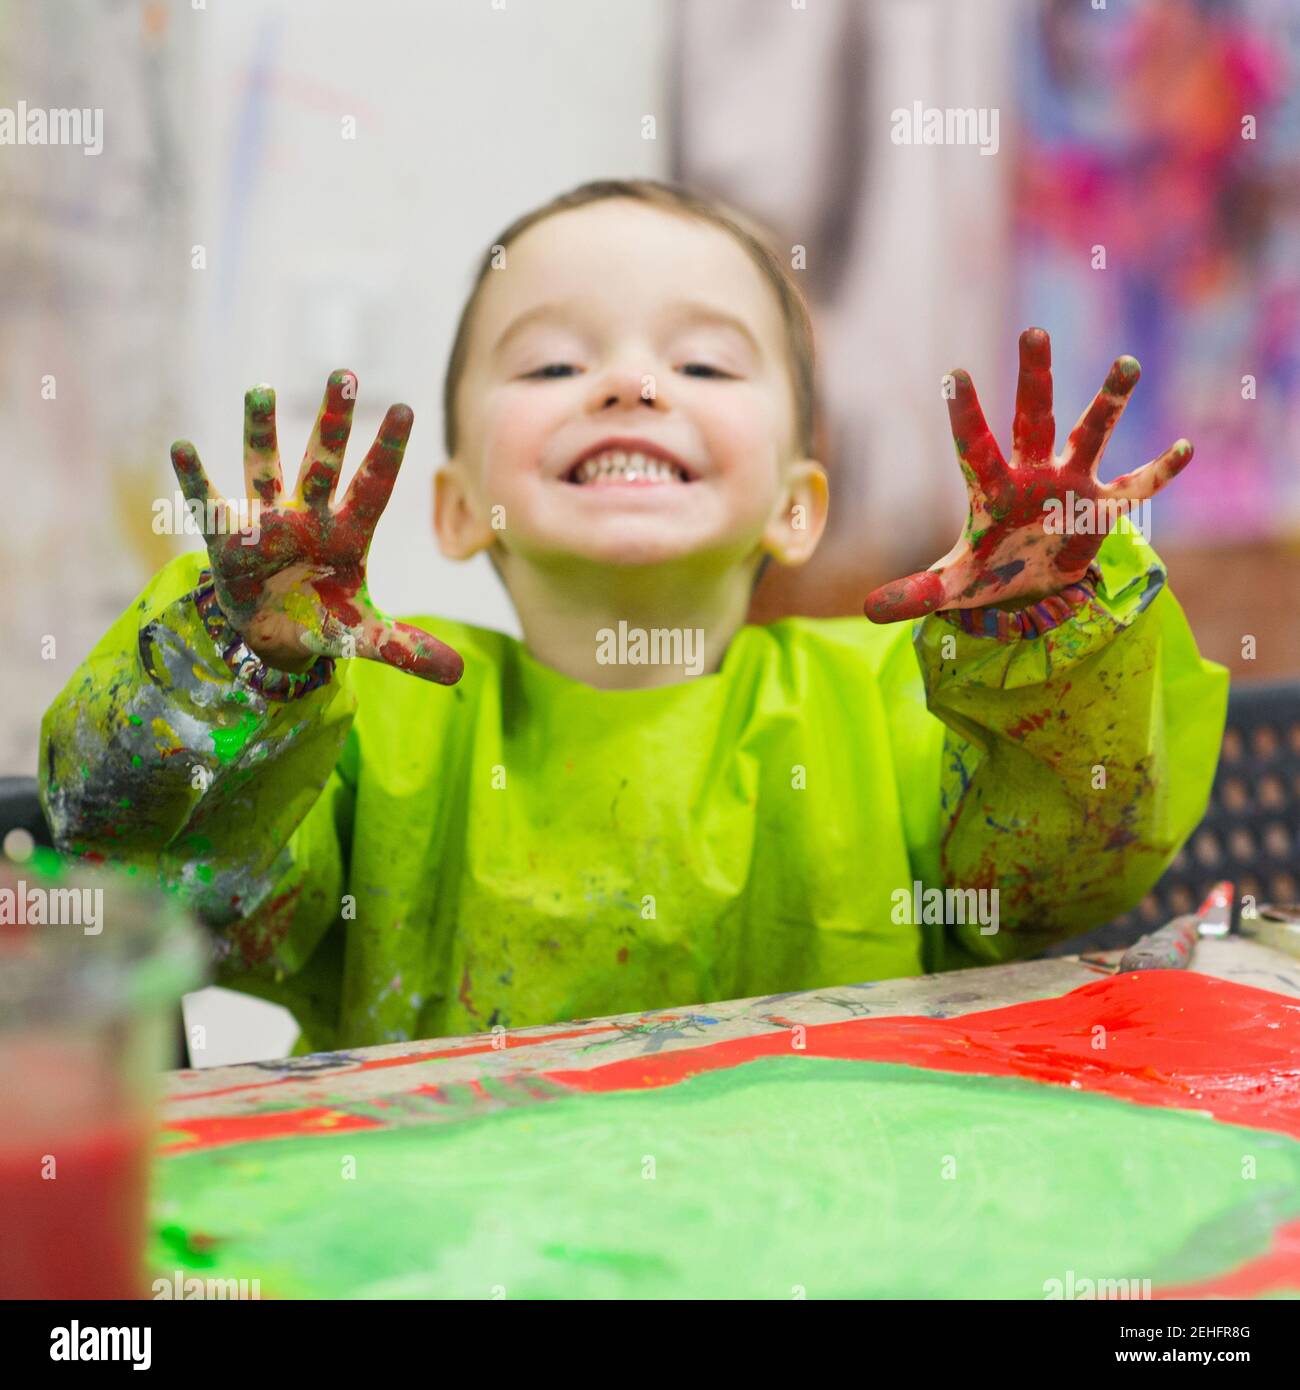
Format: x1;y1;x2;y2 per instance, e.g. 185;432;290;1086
673;0;1298;672
1014;0;1300;544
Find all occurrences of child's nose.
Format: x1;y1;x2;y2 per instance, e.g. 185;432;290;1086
586;363;668;414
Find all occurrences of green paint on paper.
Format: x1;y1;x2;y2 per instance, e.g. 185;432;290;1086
149;1058;1300;1299
157;1223;218;1270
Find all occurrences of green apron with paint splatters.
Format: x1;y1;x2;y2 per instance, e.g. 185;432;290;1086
40;524;1227;1052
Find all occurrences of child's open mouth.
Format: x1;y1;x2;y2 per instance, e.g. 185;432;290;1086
562;444;695;486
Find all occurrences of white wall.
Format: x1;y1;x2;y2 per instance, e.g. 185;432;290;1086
1;0;667;1063
181;0;667;1065
182;0;669;638
1;0;668;777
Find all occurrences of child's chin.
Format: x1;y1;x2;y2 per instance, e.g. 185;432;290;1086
550;529;705;568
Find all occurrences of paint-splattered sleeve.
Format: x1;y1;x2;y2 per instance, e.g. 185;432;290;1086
39;551;358;974
907;520;1228;967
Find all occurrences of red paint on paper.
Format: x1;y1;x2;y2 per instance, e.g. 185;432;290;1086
543;972;1300;1140
1153;1216;1300;1299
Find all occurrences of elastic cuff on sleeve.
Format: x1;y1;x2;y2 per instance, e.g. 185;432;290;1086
937;563;1104;642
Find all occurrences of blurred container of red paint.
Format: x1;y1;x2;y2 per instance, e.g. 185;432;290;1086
0;858;205;1299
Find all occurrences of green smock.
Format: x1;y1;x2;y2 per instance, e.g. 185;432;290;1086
40;524;1227;1051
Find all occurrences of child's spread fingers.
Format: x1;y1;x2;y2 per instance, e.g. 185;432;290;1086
337;404;415;547
294;369;358;510
360;619;464;684
243;385;283;506
1100;439;1194;503
1066;355;1140;474
1012;327;1055;464
946;370;1009;496
169;440;228;539
863;569;948;624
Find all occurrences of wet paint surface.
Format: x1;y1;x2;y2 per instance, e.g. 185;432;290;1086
150;973;1300;1298
150;1057;1300;1299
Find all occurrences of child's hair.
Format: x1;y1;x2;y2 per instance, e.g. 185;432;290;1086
441;178;817;461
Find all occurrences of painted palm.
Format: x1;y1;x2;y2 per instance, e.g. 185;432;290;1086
864;329;1193;622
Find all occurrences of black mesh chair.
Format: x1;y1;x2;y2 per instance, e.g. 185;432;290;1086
1047;679;1300;955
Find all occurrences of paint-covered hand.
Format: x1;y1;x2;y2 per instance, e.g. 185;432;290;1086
169;370;463;683
863;328;1193;623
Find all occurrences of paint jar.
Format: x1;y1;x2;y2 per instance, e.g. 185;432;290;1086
0;858;206;1299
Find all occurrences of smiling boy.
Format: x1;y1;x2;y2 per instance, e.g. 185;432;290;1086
40;179;1226;1051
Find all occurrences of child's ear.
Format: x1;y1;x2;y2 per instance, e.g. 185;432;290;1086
762;459;829;566
434;463;495;560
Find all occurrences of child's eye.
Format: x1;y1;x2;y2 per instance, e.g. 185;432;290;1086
522;363;582;380
678;363;736;379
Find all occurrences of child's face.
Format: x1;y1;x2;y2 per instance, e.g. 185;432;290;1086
439;200;823;575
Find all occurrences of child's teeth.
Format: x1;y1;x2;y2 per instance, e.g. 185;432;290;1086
572;449;689;483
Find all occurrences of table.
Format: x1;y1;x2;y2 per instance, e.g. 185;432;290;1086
152;937;1300;1299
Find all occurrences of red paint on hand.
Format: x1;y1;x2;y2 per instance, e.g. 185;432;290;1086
864;570;947;623
170;372;462;685
863;328;1194;623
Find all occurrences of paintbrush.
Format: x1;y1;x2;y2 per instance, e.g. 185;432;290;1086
1117;880;1234;973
